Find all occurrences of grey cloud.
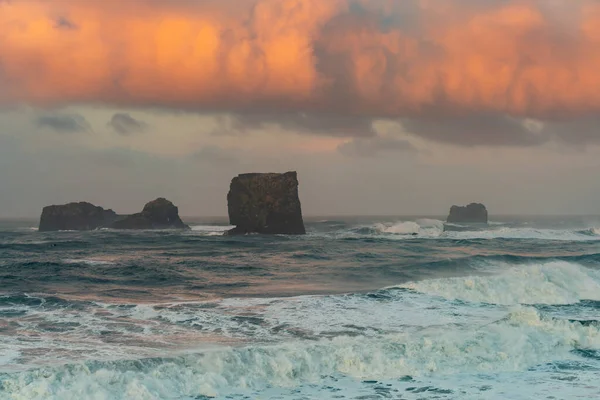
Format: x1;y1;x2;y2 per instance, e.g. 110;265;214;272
539;117;600;146
35;113;91;133
337;135;416;157
210;110;554;148
214;112;377;138
108;113;148;136
401;115;549;147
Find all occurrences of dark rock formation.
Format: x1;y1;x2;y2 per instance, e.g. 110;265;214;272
39;202;118;232
225;171;306;235
110;198;189;230
447;203;488;224
38;198;189;231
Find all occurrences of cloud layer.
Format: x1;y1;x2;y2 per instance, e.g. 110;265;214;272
2;0;600;145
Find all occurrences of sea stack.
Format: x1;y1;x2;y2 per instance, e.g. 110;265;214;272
110;198;189;230
225;171;306;235
38;198;189;231
447;203;488;224
39;202;118;232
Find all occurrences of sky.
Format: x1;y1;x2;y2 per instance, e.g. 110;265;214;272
1;0;600;217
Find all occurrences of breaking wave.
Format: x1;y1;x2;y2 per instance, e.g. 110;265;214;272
3;217;600;399
189;225;233;236
330;220;600;241
375;219;445;236
443;227;600;241
1;306;598;399
398;261;600;305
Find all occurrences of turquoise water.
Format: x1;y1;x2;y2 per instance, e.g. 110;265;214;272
1;216;600;399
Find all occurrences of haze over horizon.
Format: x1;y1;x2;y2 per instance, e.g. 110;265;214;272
2;0;600;218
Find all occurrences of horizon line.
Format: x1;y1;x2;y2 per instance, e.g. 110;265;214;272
3;213;600;221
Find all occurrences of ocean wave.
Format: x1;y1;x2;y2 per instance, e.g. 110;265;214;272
377;219;445;236
0;240;52;246
326;220;600;242
336;219;445;239
63;259;115;266
582;227;600;236
14;227;39;232
1;306;598;399
398;261;600;306
488;221;505;226
189;225;234;236
444;227;600;241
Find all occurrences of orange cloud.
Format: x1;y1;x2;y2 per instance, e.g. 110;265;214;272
1;0;599;119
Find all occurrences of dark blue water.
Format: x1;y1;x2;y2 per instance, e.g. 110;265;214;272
1;216;600;399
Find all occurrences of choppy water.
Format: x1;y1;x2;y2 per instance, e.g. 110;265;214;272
1;216;600;399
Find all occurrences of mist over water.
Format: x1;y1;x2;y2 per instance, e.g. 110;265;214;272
1;216;600;399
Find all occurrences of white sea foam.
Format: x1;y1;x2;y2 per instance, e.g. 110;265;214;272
347;221;600;241
15;227;39;232
1;306;599;399
2;280;600;398
371;219;445;238
190;225;234;236
443;227;600;241
63;259;114;266
0;348;20;366
399;261;600;305
374;221;421;234
0;287;504;374
5;240;51;245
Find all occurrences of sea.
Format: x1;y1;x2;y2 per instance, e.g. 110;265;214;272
1;215;600;399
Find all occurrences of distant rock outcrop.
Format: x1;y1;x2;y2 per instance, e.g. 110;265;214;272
39;202;118;232
225;171;306;235
447;203;488;224
110;198;189;230
38;198;189;231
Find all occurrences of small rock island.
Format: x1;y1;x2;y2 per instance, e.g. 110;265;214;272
225;171;306;235
39;198;189;231
39;202;119;232
446;203;488;224
111;198;189;230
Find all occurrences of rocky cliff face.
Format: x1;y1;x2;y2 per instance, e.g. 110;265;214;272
225;171;306;235
447;203;488;224
39;202;118;232
38;198;189;231
111;198;189;230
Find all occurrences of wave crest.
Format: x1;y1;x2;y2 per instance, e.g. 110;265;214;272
330;221;600;242
370;219;444;237
1;306;599;399
189;225;234;236
398;261;600;305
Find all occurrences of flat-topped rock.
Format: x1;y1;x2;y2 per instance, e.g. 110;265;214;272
110;198;189;230
225;171;306;235
39;202;118;232
447;203;488;224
